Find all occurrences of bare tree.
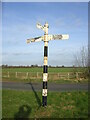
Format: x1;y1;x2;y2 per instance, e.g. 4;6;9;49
74;46;88;67
73;46;89;79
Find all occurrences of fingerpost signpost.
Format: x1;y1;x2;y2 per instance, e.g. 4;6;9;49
26;22;69;107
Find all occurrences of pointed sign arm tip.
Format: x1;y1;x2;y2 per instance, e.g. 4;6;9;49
62;34;69;40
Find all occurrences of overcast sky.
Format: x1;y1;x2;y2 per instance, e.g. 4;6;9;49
2;2;88;66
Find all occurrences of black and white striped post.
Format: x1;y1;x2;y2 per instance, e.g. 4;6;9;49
42;22;49;106
26;22;69;107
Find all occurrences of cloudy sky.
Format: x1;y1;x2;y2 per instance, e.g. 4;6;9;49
2;2;88;66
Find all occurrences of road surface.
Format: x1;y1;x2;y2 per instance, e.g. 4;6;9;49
2;82;88;91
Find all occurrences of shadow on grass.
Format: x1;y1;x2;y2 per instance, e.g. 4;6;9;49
14;105;32;119
29;82;42;108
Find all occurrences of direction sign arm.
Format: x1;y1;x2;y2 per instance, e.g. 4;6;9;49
36;23;45;31
27;36;44;43
48;34;69;41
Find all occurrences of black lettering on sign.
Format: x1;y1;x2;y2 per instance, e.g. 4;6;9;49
53;35;62;40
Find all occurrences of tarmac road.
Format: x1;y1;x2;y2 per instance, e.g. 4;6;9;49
2;82;88;91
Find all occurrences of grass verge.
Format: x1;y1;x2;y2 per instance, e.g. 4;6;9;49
2;77;88;84
2;89;88;118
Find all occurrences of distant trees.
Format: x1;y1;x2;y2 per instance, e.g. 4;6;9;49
2;64;8;68
31;64;38;67
1;64;42;68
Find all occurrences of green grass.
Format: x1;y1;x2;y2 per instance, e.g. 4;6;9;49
2;67;43;73
2;67;84;73
48;79;88;84
2;77;88;84
2;89;88;118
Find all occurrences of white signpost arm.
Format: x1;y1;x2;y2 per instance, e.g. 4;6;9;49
48;34;69;41
27;36;44;43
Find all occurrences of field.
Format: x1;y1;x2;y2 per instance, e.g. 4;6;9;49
2;67;84;73
2;67;88;83
2;89;88;118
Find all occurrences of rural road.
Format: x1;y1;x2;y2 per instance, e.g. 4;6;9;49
2;82;88;91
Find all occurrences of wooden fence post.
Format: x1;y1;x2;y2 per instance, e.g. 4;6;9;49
68;73;69;80
16;72;17;78
26;72;28;78
58;73;59;78
37;72;38;78
8;72;9;78
76;72;78;79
